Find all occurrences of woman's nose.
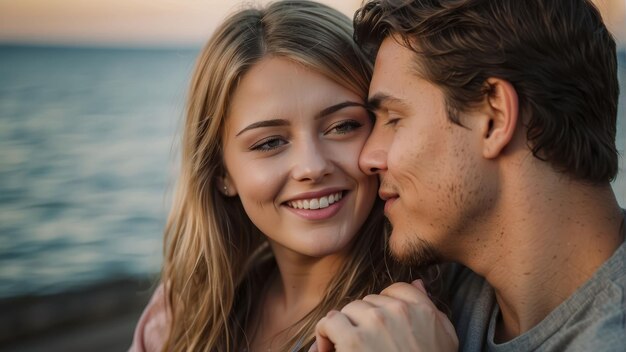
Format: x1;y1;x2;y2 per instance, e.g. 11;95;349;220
291;142;334;183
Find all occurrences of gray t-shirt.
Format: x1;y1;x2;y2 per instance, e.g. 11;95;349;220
446;232;625;351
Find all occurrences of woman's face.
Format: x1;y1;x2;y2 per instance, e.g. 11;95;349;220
222;57;377;258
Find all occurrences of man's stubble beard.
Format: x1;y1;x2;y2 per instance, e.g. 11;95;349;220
387;225;442;267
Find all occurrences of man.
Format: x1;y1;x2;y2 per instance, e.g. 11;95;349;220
312;0;625;351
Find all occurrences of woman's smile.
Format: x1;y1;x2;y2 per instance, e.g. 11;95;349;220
221;56;378;258
285;190;344;210
284;189;347;220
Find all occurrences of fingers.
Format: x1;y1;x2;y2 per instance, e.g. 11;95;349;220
380;280;428;301
312;281;459;352
337;299;375;324
409;280;456;341
310;337;333;352
439;312;459;346
364;282;458;351
362;292;402;306
314;310;355;352
337;281;434;331
411;279;428;293
377;283;444;329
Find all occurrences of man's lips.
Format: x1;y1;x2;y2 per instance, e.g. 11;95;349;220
379;189;399;215
383;196;398;215
378;189;399;201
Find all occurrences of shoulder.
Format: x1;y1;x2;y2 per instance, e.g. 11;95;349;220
570;263;626;349
561;307;626;351
535;242;626;351
128;284;170;352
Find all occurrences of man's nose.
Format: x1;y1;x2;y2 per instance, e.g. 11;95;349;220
359;131;388;175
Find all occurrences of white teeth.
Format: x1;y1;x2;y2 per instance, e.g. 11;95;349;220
287;192;344;210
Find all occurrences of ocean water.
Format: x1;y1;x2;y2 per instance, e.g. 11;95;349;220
0;46;625;299
0;46;197;298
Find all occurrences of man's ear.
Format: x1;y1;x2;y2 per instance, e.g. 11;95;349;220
481;78;519;159
216;174;238;197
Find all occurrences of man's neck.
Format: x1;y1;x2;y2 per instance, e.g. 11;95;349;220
463;170;624;342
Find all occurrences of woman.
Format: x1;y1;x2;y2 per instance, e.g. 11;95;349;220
130;1;432;351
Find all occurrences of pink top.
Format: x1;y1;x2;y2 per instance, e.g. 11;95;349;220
128;284;170;352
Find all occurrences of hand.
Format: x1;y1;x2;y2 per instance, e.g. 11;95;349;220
309;280;458;352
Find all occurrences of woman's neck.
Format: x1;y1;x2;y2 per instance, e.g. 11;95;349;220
273;244;347;307
248;242;349;351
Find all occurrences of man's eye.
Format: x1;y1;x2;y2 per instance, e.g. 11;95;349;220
385;117;401;127
250;137;288;151
326;120;363;135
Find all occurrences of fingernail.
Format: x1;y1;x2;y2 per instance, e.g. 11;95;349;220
411;279;427;293
327;310;338;317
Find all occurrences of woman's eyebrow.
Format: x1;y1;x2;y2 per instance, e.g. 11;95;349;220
315;101;366;120
236;119;289;137
235;101;365;137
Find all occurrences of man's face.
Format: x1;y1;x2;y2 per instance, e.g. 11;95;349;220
360;38;496;264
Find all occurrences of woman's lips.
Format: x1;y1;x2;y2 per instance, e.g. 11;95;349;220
286;191;343;210
284;191;347;220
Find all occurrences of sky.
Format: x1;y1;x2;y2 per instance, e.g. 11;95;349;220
0;0;624;48
0;0;362;47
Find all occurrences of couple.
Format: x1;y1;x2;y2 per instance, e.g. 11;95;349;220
130;0;626;351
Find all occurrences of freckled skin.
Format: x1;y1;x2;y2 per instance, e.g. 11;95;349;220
361;39;498;263
356;37;625;348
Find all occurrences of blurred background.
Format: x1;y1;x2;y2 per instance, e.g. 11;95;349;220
0;0;624;351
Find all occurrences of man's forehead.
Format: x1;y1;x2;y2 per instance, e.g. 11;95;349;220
375;37;413;68
369;38;418;108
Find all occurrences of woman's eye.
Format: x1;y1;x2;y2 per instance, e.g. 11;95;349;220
326;120;363;135
251;137;287;151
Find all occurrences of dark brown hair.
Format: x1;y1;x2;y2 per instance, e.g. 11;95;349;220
354;0;620;183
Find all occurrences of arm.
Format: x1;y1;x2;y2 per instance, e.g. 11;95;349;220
311;280;458;352
128;284;170;352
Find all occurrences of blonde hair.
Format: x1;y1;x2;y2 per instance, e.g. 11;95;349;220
162;1;423;350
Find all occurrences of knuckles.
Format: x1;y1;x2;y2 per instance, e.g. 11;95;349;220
380;282;413;295
368;307;387;325
386;299;412;321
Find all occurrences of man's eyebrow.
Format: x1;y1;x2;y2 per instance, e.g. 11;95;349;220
367;93;406;112
236;119;289;137
315;101;367;120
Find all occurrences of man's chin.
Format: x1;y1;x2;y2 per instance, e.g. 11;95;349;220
389;235;441;267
